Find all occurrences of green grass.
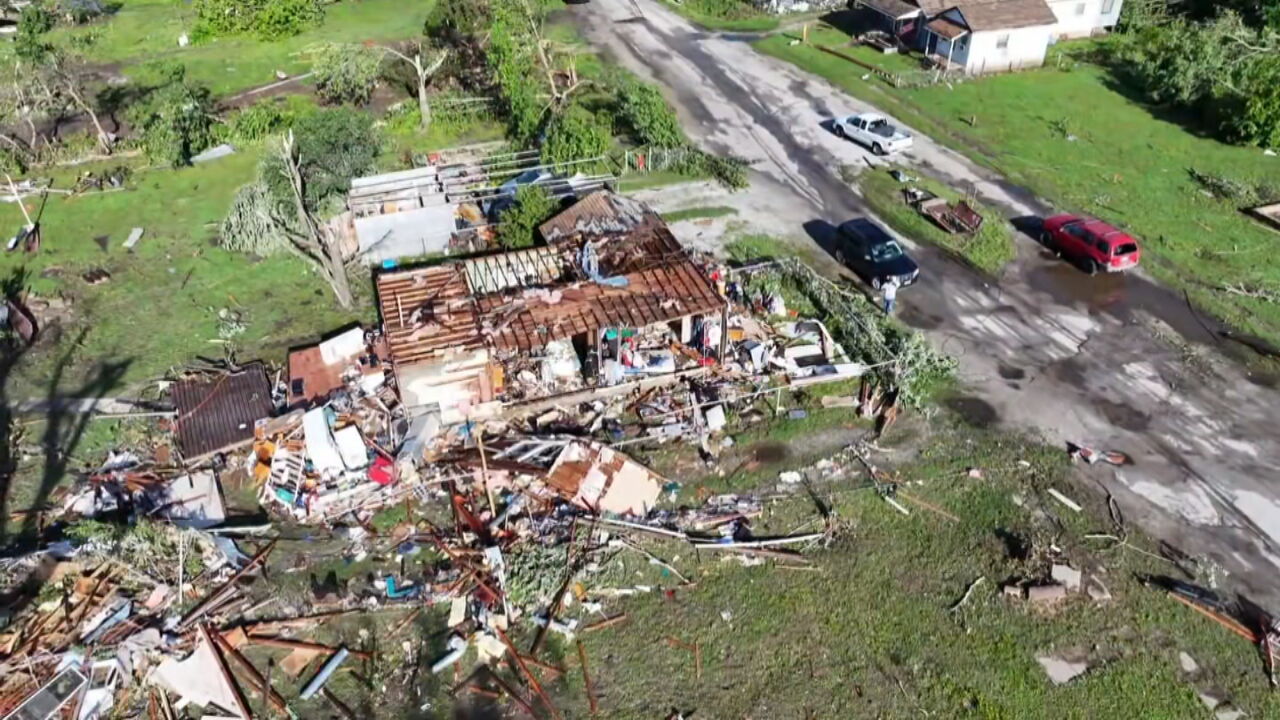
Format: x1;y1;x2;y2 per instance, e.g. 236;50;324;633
657;0;782;32
757;34;1280;348
0;149;364;395
51;0;433;97
579;424;1280;718
661;205;738;223
725;233;800;262
380;112;507;166
859;166;1017;275
786;27;926;76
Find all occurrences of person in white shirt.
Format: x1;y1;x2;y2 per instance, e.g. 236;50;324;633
882;277;899;315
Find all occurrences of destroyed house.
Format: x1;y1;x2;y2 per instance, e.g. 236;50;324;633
376;191;728;425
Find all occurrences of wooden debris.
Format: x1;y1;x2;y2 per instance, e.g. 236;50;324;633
576;640;599;717
582;613;628;634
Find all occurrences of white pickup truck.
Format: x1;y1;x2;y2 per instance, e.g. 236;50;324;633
832;113;913;155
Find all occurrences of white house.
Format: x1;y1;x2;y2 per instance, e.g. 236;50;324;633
1045;0;1123;38
858;0;1124;75
923;0;1059;75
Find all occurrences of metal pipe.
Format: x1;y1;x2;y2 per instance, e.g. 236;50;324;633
299;647;349;700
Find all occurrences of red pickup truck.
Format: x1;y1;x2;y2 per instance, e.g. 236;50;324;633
1041;214;1141;275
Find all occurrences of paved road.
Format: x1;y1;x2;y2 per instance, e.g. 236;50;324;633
574;0;1280;605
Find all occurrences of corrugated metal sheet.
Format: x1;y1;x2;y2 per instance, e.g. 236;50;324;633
538;190;654;243
478;258;724;353
171;363;274;461
377;265;482;367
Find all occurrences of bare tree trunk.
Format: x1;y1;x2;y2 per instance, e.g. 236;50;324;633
61;80;111;155
320;228;354;308
22;118;40;151
417;72;432;130
279;131;354;310
383;46;447;131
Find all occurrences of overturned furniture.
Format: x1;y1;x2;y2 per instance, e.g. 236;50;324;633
906;189;984;234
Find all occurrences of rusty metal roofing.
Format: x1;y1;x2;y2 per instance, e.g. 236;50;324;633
171;363;273;461
379;193;725;366
538;190;656;243
377;265;482;366
478;257;724;353
378;256;723;362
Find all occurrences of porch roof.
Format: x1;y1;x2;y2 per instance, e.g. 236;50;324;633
926;15;970;39
860;0;923;19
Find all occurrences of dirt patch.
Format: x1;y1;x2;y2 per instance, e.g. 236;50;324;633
997;363;1026;381
944;396;999;427
1094;398;1151;432
752;441;790;463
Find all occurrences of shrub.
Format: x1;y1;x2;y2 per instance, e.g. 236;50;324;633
425;0;491;41
616;81;685;147
310;43;384;106
227;103;290;142
221;181;292;256
680;149;750;190
128;70;217;167
1218;57;1280;148
15;2;55;60
262;107;380;213
192;0;323;40
541;103;612;170
253;0;324;39
498;185;556;249
18;3;55;35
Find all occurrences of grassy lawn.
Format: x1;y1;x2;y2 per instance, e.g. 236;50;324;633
757;35;1280;349
661;205;738;223
0;149;366;395
51;0;433;97
657;0;783;32
785;26;927;77
576;422;1280;718
859;165;1017;275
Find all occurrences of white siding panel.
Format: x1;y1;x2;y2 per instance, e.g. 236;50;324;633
1048;0;1123;38
964;26;1051;75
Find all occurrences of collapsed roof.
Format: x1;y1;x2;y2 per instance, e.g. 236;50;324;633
377;191;726;365
537;190;655;243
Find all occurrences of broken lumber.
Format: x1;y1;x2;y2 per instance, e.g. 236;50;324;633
576;640;599;717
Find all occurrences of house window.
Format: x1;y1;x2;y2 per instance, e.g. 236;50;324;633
1075;2;1087;15
1102;0;1116;12
996;33;1010;50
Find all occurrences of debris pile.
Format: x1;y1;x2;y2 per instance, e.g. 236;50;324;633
0;190;930;717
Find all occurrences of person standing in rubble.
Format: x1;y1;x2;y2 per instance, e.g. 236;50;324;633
882;277;899;315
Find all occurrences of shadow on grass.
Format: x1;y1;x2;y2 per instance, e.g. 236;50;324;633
0;269;133;548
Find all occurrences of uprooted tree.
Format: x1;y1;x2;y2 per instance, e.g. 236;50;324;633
482;0;589;142
127;64;217;167
273;130;355;309
221;108;380;309
0;60;61;171
46;52;114;155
